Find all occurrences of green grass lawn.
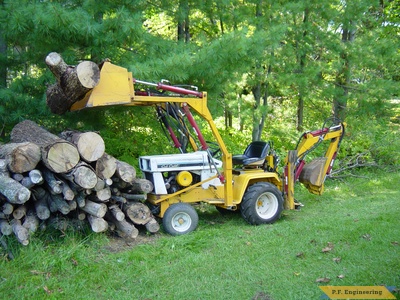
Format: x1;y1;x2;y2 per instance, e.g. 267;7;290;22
0;169;399;300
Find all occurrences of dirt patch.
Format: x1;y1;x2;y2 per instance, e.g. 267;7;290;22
103;232;162;253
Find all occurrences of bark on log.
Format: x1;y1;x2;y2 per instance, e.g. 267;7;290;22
42;168;62;194
0;159;8;175
60;131;105;162
50;193;71;215
106;214;139;239
115;160;136;183
81;199;107;218
0;175;31;204
145;217;160;233
10;120;80;173
87;215;108;233
0;219;12;236
11;219;29;245
95;153;117;179
45;52;100;115
124;202;151;225
0;142;41;173
61;180;75;201
121;193;147;201
33;189;51;220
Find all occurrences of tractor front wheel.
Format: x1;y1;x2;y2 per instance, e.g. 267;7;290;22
162;203;199;236
241;182;283;225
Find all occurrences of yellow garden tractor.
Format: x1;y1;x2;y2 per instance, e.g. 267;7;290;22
71;61;346;235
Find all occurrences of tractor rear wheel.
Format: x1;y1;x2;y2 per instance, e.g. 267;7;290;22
163;203;199;236
240;182;283;225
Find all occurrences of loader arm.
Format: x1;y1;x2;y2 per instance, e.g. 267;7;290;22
70;61;235;207
283;121;346;209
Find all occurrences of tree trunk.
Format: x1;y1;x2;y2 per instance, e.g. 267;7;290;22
10;120;80;173
0;142;41;173
45;52;100;115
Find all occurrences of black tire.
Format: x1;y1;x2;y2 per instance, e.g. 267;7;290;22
240;182;283;225
162;203;199;236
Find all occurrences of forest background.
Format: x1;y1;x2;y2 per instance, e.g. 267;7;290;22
0;0;399;169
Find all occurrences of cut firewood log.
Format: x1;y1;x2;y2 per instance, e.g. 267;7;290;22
87;215;108;233
20;176;35;189
0;159;8;175
107;204;125;221
2;202;14;215
95;153;117;179
95;187;111;202
45;52;101;115
130;178;154;194
81;199;107;218
42;168;62;194
145;217;160;233
61;162;97;189
32;189;51;220
61;180;75;201
0;219;12;236
12;173;23;182
68;200;77;211
121;193;147;201
0;175;31;204
12;205;27;220
11;219;29;246
60;131;105;162
22;213;39;233
75;191;86;208
29;169;44;185
110;195;127;204
106;214;138;240
10;120;80;173
115;160;136;183
124;202;151;225
50;194;71;215
0;142;41;173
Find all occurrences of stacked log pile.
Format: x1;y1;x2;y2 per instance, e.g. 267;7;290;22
0;120;158;245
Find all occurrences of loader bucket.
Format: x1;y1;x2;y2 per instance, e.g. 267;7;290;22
298;157;327;195
70;62;134;111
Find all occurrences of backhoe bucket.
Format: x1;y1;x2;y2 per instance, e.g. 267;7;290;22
298;157;327;195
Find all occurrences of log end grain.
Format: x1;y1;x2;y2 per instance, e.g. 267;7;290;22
77;132;105;162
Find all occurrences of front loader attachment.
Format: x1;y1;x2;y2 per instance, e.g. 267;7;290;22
71;62;134;111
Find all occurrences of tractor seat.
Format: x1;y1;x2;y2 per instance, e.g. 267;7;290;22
232;141;270;167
